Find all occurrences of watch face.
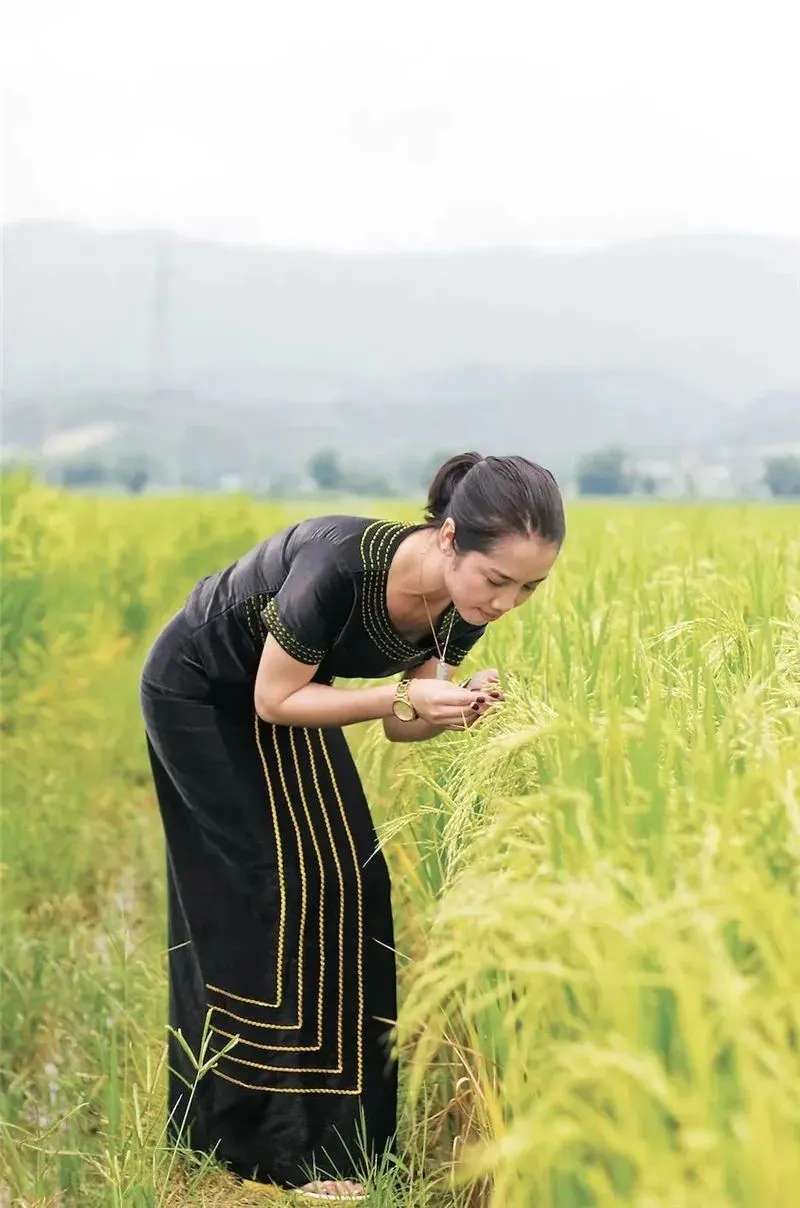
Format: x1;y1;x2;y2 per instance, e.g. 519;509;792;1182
392;700;416;721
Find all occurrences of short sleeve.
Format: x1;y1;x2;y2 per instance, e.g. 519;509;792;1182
260;541;355;665
442;621;488;667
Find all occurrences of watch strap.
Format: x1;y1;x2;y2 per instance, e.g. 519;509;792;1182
393;676;418;719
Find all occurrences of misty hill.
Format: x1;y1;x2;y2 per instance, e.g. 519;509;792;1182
4;366;740;485
718;389;800;447
3;222;799;484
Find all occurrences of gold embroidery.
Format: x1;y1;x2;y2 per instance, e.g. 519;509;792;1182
260;596;326;664
241;596;253;639
206;710;288;1010
210;727;346;1064
206;719;316;1039
207;719;362;1091
359;522;404;660
239;592;269;644
360;519;461;663
236;520;477;672
445;643;472;664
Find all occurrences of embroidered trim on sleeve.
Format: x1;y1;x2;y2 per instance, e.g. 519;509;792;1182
260;596;327;665
441;642;471;666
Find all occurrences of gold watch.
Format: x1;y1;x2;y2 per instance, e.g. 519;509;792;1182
391;676;418;722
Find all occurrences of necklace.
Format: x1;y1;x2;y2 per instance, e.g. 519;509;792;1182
418;532;456;680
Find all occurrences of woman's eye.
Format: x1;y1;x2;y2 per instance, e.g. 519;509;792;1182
487;576;534;591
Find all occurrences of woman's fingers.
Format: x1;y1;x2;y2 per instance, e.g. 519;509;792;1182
442;698;503;728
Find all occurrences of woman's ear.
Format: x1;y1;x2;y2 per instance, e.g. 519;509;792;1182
440;517;457;556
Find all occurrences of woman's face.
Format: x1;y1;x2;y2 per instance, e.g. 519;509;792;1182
443;525;560;626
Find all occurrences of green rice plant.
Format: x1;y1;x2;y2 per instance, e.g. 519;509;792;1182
2;471;798;1206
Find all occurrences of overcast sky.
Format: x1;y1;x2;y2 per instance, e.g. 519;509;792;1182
3;0;799;252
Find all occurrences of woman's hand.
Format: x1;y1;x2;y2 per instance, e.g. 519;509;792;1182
462;667;504;700
407;669;504;731
459;667;504;727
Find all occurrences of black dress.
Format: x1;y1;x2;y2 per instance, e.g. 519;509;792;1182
138;515;486;1190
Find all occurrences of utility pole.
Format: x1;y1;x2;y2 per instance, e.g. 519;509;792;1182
150;232;172;394
149;232;181;487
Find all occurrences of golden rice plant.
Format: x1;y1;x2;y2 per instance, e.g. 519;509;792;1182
2;468;798;1207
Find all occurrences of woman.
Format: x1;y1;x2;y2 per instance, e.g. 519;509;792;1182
139;452;564;1202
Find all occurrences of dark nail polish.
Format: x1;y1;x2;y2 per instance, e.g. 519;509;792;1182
477;695;486;702
471;702;479;710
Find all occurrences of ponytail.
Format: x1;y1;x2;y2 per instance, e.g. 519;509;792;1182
423;451;484;525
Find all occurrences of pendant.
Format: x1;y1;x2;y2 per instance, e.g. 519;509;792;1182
435;659;449;680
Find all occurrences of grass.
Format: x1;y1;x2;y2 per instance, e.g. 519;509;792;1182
2;468;798;1206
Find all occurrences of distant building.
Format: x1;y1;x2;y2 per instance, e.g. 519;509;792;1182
686;462;735;499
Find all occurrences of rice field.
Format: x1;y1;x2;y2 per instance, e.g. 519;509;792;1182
2;467;799;1206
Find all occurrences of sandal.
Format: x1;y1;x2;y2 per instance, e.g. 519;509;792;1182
291;1181;367;1202
238;1174;367;1202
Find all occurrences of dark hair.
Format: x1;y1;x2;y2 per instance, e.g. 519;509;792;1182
422;451;566;554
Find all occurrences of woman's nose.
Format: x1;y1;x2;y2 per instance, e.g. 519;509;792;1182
490;589;519;614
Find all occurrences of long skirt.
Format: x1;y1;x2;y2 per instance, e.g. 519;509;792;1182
138;611;399;1189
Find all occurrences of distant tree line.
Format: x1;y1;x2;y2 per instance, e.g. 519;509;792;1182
307;446;463;498
307;448;396;496
8;442;800;498
763;456;800;497
576;445;800;497
576;447;635;495
59;454;151;493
